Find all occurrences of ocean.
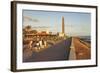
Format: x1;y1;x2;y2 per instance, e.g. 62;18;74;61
79;36;91;43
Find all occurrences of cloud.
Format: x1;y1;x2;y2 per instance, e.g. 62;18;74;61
24;16;39;22
32;26;50;28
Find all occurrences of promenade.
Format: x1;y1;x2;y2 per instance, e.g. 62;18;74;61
23;37;91;62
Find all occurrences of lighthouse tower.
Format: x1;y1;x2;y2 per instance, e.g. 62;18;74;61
59;16;65;37
62;16;65;34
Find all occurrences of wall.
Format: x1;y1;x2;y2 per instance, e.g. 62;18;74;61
0;0;99;73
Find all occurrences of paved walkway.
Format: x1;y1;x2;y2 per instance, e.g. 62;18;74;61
23;37;91;62
23;38;72;62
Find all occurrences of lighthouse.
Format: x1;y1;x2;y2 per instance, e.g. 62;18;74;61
62;16;65;34
59;16;65;37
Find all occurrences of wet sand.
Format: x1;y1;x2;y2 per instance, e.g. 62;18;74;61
73;37;91;60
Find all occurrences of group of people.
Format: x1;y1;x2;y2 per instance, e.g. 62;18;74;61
28;39;47;51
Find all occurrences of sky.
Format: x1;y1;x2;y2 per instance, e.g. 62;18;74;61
23;10;91;36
